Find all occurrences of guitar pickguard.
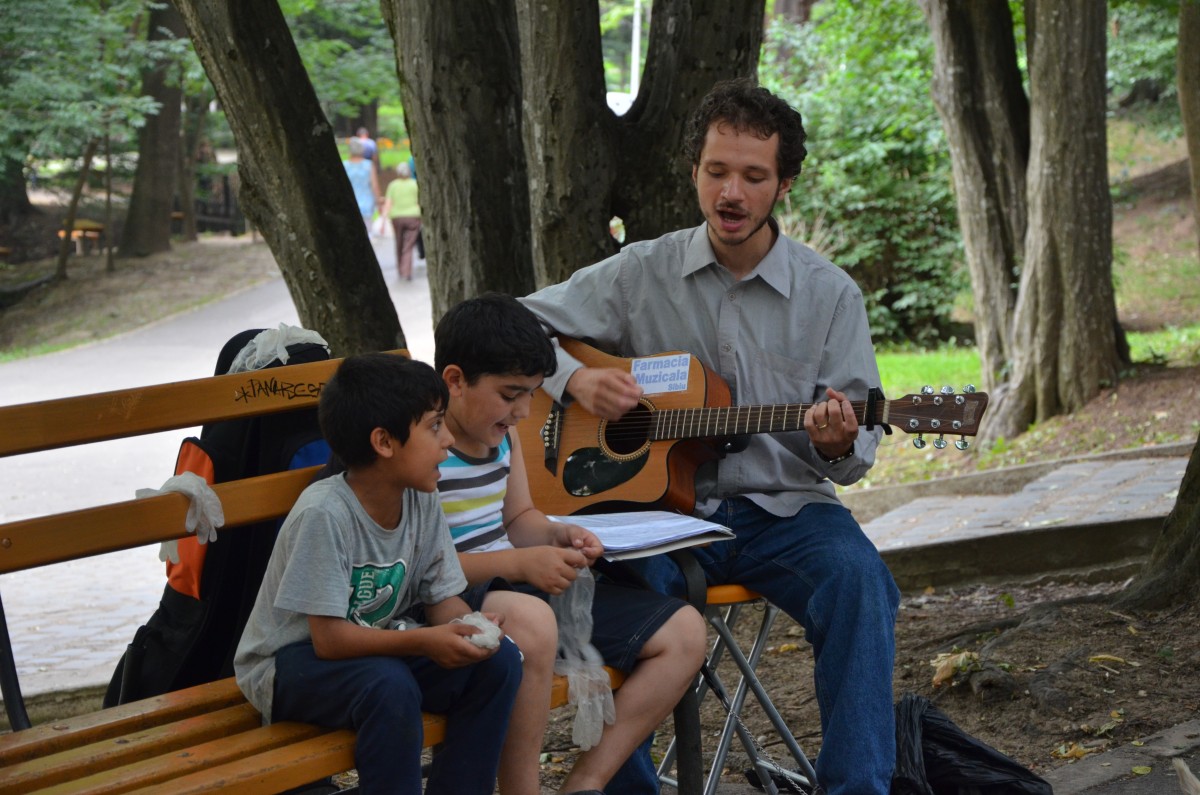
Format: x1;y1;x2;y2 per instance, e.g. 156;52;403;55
562;447;649;497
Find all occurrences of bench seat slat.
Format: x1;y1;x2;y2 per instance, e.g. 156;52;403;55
2;704;262;793
121;731;357;795
0;679;246;766
30;723;335;795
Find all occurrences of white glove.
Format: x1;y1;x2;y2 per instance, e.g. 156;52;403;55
550;567;615;749
228;323;329;374
136;472;225;564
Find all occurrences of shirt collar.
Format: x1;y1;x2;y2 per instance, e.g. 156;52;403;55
682;218;793;299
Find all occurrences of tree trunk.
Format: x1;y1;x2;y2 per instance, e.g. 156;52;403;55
614;0;765;252
383;0;534;323
518;0;766;287
178;93;211;243
515;1;618;289
173;1;403;356
920;0;1028;392
1180;0;1200;255
104;132;115;272
54;139;101;282
118;1;186;259
984;0;1121;443
385;0;766;322
1116;434;1200;609
0;155;33;224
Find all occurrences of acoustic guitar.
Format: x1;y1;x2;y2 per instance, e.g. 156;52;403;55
518;338;989;516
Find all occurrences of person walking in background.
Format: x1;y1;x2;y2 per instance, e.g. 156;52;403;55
355;127;378;165
381;162;422;281
343;137;380;233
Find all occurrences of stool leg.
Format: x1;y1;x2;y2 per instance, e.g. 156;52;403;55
708;605;817;789
656;603;741;787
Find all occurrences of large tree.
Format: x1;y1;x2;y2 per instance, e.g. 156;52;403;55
1119;1;1200;611
921;0;1028;393
921;0;1127;442
383;0;765;320
1181;0;1200;255
118;1;187;258
171;1;403;356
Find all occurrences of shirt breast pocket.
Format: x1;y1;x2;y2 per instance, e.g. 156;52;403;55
753;349;818;405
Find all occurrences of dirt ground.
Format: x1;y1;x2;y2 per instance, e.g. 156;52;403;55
533;580;1200;790
2;171;1198;793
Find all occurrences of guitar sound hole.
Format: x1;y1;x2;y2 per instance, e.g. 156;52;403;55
603;402;652;457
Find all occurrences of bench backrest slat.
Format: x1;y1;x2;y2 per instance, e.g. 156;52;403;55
0;350;407;458
0;467;319;575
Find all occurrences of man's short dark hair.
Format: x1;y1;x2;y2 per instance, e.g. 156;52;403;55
319;353;448;468
682;78;808;182
434;293;557;384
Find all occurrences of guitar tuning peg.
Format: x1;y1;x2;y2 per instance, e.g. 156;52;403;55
933;435;948;450
955;437;970;451
962;384;976;393
939;385;954;395
912;435;927;450
920;385;935;395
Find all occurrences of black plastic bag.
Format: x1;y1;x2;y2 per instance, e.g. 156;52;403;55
892;692;1053;795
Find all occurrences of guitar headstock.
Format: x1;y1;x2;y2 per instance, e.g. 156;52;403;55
888;386;989;450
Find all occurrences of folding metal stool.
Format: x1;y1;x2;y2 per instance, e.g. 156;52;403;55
657;584;818;795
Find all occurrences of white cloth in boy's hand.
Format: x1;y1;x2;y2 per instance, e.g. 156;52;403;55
452;611;503;649
136;472;225;564
551;567;615;749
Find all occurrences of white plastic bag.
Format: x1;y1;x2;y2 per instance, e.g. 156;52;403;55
550;566;615;749
136;472;225;564
227;324;329;374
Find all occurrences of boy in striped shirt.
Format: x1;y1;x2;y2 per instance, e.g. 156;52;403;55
435;293;707;795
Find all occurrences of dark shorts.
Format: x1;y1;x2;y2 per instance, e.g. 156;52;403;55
517;579;690;673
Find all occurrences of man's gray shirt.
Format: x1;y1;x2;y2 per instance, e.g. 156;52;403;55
520;222;884;519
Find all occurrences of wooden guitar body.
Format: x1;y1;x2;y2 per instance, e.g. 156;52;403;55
521;340;730;516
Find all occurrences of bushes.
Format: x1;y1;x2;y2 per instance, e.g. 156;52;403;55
760;1;965;346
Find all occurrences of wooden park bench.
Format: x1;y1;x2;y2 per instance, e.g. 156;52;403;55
0;350;628;793
56;220;105;256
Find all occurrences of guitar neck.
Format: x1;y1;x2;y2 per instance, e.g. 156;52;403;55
649;401;880;441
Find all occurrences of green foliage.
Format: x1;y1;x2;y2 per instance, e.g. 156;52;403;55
599;0;649;94
1107;1;1181;106
874;346;982;403
280;0;401;135
760;1;966;346
1128;325;1200;366
0;0;188;171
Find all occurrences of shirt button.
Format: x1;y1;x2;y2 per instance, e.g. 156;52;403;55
722;343;732;353
728;292;736;301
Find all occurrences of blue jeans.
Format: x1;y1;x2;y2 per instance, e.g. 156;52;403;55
272;639;523;795
619;499;900;795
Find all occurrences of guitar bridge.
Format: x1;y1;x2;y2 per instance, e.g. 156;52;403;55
540;401;564;475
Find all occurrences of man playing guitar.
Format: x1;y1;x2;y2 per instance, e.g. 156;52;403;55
521;79;899;795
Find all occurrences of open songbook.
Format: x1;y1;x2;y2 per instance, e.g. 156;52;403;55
548;510;735;561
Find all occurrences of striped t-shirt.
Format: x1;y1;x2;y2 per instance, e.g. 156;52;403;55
437;434;515;553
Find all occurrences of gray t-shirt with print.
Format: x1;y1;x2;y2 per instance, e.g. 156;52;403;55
234;473;467;720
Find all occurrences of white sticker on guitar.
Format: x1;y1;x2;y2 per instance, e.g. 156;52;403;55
630;353;690;394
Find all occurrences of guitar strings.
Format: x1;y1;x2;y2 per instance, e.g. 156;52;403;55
591;399;982;443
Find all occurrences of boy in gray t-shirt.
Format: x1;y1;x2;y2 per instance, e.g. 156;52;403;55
234;354;522;795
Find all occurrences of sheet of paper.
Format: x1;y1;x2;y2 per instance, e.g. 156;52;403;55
548;510;734;560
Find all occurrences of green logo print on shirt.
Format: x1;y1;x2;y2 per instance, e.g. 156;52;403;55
347;561;408;627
